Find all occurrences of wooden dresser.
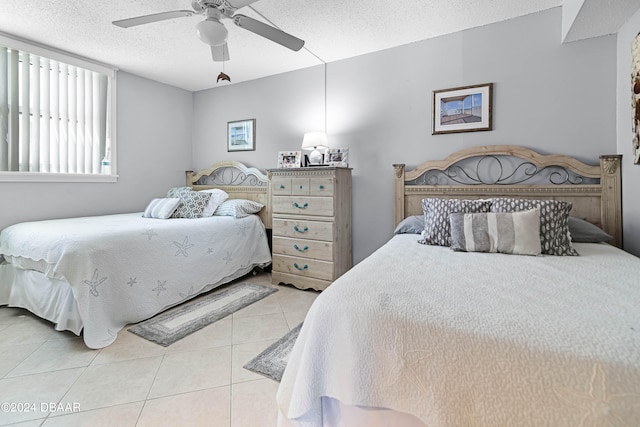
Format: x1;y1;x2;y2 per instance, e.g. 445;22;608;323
269;167;352;291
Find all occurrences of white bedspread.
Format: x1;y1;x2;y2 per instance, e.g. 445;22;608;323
277;234;640;426
0;213;271;348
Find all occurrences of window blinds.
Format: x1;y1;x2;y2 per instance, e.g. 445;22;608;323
0;47;110;173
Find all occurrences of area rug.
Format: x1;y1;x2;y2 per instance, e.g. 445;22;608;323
128;283;277;346
243;322;303;382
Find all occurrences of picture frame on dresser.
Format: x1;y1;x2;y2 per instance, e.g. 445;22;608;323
325;148;349;166
277;151;302;168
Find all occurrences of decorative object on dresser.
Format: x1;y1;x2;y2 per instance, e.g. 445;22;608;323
227;119;255;151
325;148;349;166
432;83;493;134
269;167;352;291
277;151;302;168
301;132;329;166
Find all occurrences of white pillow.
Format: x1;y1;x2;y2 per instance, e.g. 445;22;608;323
213;199;264;218
142;198;181;219
199;189;229;217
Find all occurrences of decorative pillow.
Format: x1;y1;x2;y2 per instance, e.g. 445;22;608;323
450;209;542;255
490;198;578;256
166;186;192;198
420;198;493;246
568;217;612;243
213;199;264;218
394;215;426;235
142;198;181;219
171;190;212;219
199;189;229;217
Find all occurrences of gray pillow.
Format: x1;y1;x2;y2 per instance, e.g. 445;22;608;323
568;217;612;243
450;209;542;255
171;190;212;219
420;198;493;246
490;198;578;256
394;215;425;234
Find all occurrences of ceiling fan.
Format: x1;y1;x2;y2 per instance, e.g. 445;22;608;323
112;0;305;62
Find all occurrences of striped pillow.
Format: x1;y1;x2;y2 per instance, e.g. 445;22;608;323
490;198;578;256
142;198;181;219
449;208;542;255
420;198;493;246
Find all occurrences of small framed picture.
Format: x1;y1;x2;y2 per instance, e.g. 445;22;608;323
325;148;349;166
277;151;302;168
432;83;493;135
227;119;256;151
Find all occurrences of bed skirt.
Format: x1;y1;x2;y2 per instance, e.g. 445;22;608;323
0;262;261;344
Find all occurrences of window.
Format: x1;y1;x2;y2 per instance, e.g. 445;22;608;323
0;33;116;182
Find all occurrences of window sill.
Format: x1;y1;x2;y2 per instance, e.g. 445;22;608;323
0;172;118;183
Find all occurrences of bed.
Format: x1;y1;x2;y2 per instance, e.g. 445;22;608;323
0;161;272;349
277;145;640;426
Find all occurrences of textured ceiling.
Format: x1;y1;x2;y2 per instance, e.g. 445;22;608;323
0;0;633;92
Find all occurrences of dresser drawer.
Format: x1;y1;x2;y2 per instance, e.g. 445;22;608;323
310;177;334;196
273;254;334;281
273;236;333;261
272;177;292;195
273;196;334;216
273;218;333;241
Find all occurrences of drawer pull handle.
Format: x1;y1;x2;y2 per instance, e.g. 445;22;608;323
294;263;309;271
319;185;324;189
294;225;308;233
293;202;308;209
294;244;309;252
299;185;303;189
279;184;285;189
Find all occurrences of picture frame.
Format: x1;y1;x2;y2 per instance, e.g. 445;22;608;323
227;119;256;151
325;148;349;167
432;83;493;135
277;151;302;168
632;32;640;164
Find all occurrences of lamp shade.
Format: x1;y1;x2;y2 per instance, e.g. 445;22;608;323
197;19;228;46
301;132;328;150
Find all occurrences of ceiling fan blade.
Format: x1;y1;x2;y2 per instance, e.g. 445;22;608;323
112;10;195;28
233;14;304;51
227;0;259;9
211;44;230;61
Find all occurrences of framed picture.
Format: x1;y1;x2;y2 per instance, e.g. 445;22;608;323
432;83;493;135
632;32;640;164
325;148;349;167
227;119;256;151
277;151;301;168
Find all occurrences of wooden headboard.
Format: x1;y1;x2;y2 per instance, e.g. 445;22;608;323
185;160;272;228
393;145;622;248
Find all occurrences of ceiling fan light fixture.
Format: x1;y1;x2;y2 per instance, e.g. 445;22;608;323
197;18;228;46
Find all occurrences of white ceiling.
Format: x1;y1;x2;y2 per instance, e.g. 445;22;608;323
0;0;636;92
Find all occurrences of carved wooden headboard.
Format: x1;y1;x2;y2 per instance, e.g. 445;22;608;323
393;145;622;248
185;160;272;228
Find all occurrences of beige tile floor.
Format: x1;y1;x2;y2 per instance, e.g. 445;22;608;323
0;272;318;427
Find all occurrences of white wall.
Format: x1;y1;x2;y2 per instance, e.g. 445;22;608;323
616;9;640;256
0;72;193;231
193;7;617;264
